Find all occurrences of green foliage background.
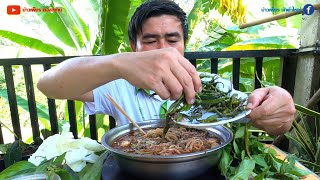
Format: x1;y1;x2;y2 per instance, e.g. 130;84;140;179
0;0;300;142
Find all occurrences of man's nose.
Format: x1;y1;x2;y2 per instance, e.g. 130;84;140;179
158;40;170;49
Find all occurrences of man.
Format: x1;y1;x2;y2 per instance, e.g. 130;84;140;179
37;0;295;135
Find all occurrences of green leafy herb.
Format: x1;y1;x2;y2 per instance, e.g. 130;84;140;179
218;123;311;179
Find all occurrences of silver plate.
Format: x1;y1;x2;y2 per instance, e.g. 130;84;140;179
174;109;251;129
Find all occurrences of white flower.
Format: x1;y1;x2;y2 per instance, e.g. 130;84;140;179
28;123;106;172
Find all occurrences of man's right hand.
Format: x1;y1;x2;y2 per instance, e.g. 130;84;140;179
114;48;202;104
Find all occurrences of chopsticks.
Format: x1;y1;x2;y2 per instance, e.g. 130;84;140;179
105;94;147;135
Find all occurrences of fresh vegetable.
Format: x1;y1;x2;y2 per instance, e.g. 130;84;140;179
163;73;247;137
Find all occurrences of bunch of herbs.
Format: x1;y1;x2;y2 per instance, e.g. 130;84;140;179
218;123;311;179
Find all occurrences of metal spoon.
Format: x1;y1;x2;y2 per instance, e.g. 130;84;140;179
105;94;146;135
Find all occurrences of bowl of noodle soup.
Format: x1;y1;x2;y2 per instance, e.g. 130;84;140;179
101;119;232;179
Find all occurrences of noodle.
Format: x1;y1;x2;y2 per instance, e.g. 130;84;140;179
111;127;221;156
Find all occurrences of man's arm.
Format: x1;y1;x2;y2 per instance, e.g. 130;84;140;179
37;48;202;104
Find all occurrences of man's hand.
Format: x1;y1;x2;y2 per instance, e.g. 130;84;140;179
114;48;202;104
246;86;295;135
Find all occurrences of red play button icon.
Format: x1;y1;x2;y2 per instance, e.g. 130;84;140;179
7;5;21;15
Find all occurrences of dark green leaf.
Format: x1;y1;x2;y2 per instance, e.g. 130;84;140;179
4;140;22;168
255;166;270;180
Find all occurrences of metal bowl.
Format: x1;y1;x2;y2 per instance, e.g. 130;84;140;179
101;120;233;180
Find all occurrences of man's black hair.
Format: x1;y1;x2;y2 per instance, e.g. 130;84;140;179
128;0;188;46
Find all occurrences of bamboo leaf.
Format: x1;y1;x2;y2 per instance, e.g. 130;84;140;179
25;0;76;48
0;30;64;55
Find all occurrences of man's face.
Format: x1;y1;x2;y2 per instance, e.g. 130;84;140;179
130;15;185;55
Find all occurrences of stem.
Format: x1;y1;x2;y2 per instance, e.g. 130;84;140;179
0;121;19;140
244;123;252;158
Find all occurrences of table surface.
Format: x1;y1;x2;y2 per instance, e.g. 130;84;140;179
101;154;225;180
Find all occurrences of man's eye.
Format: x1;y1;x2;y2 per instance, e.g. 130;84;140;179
145;41;156;44
168;40;178;43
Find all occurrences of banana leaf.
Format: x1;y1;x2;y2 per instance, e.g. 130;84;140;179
103;0;131;54
0;30;64;56
54;0;91;50
25;0;77;48
225;36;296;50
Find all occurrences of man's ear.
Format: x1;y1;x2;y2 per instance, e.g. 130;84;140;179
130;41;136;52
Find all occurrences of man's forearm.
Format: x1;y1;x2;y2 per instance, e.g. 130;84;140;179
37;54;121;99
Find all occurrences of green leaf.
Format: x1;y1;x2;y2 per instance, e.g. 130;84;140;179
0;30;64;55
234;126;245;139
229;158;255;180
225;36;296;50
4;140;22;168
284;155;310;177
54;0;91;49
255;166;270;180
79;151;110;180
53;152;67;166
25;0;76;48
268;0;286;26
0;144;10;154
55;169;73;180
187;0;203;40
103;0;131;54
218;148;233;176
295;104;320;118
269;154;282;172
252;154;268;168
35;159;54;172
0;161;36;179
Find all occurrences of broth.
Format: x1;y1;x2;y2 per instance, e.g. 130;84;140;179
111;126;221;156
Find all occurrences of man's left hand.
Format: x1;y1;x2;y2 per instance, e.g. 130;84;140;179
246;86;296;135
